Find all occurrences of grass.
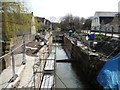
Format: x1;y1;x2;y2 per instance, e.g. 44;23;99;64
95;34;111;42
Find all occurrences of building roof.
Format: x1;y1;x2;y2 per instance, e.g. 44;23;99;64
95;12;118;17
100;17;114;24
35;17;52;24
35;17;45;22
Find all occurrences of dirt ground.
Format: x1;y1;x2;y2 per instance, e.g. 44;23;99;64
94;38;120;59
26;41;40;48
11;40;41;57
26;41;42;57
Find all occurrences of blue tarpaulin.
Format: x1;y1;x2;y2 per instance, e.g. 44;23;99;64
97;53;120;90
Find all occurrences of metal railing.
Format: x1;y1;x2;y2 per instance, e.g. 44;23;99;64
32;43;69;89
0;34;34;89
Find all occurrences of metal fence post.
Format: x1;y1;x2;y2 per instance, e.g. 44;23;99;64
33;66;36;89
22;34;26;65
11;49;15;76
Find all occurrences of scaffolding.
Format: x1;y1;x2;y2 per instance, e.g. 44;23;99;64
32;43;71;89
33;44;57;89
0;34;34;89
0;33;70;89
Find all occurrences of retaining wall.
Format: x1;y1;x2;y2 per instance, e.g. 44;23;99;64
64;36;105;89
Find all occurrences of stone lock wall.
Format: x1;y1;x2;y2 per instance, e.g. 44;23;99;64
64;36;106;88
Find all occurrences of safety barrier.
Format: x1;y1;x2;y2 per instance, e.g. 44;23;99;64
0;34;34;89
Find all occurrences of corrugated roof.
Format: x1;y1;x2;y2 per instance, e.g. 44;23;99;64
95;12;118;17
100;17;114;24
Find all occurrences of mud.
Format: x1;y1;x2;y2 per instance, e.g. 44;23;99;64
11;41;41;57
26;41;42;57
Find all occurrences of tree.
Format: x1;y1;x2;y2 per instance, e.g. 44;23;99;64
60;14;85;33
82;18;92;30
73;17;85;31
60;14;74;31
52;22;60;30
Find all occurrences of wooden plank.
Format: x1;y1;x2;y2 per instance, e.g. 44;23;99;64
44;60;54;70
41;75;54;88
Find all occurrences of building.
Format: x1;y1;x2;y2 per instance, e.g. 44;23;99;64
91;12;118;32
45;19;53;30
35;17;53;33
110;14;120;32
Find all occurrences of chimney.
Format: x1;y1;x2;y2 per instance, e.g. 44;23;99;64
118;1;120;14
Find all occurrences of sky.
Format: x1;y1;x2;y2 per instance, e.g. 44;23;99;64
26;0;120;22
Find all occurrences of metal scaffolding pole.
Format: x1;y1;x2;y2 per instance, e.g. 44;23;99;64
22;34;26;65
11;49;15;76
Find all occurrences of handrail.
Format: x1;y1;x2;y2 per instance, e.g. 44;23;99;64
0;41;31;60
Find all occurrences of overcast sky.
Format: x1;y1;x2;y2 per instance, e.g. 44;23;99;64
27;0;120;22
